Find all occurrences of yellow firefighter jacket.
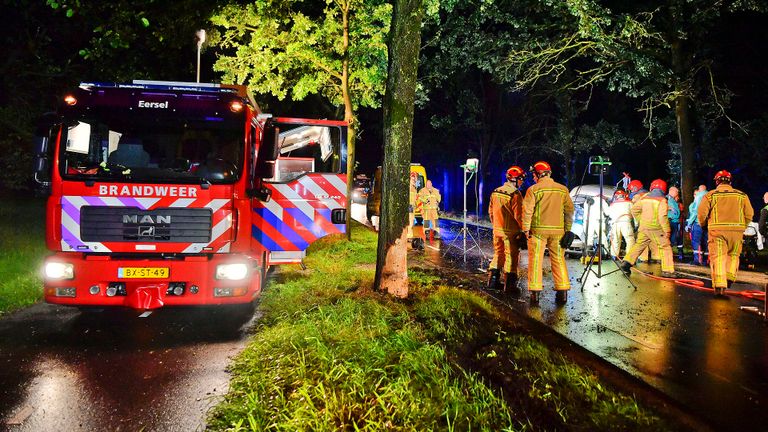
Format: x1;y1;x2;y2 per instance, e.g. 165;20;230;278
489;181;523;236
418;186;441;211
409;184;418;212
631;191;670;233
697;184;754;232
522;176;574;235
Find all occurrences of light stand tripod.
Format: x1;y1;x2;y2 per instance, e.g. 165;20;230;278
443;158;489;268
577;156;637;291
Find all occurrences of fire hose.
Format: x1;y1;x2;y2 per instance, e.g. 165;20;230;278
631;267;766;302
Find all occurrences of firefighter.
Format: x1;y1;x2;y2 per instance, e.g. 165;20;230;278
627;180;646;202
627;179;659;262
487;166;525;293
418;179;442;243
607;189;635;259
408;172;425;249
522;161;575;304
697;170;754;296
620;179;675;277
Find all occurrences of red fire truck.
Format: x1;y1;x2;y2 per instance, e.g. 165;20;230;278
32;80;348;310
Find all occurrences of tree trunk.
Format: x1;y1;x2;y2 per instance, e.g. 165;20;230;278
341;3;355;240
669;4;696;212
373;0;424;297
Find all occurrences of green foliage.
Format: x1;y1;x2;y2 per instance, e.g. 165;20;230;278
0;0;75;192
207;224;515;431
0;199;46;314
413;286;497;342
211;0;391;111
575;119;635;153
502;334;666;430
503;0;768;184
44;0;218;81
207;223;675;431
0;0;221;193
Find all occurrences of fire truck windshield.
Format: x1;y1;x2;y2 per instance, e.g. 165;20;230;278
58;110;244;184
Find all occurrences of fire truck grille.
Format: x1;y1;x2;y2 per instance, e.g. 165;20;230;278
80;206;213;243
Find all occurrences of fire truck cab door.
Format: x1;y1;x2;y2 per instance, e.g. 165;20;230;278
252;118;348;264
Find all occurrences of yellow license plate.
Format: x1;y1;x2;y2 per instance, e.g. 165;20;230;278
118;267;169;279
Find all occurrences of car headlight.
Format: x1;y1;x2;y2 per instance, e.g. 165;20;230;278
216;263;249;280
45;262;74;280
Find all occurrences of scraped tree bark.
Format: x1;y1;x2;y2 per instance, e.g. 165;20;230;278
373;0;424;297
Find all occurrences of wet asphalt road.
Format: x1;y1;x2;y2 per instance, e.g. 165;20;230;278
0;303;257;431
433;219;768;431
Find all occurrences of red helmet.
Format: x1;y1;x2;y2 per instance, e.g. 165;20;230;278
627;180;643;193
506;165;525;181
531;161;552;175
613;190;629;201
650;179;668;194
714;170;732;185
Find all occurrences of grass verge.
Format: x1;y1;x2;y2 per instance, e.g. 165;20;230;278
0;198;46;315
207;224;676;431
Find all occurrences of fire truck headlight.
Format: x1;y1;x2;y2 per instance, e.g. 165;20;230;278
216;263;249;280
45;262;74;280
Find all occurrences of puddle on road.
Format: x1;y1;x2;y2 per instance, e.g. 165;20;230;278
0;304;258;431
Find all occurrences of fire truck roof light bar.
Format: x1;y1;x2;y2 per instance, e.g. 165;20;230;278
78;80;240;95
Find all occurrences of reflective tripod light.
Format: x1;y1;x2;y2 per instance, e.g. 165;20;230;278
443;158;487;267
588;155;611;175
578;155;636;290
462;158;479;174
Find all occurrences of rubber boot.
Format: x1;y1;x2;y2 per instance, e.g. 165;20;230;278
619;260;632;276
555;290;568;305
530;291;539;304
505;273;520;296
487;269;500;291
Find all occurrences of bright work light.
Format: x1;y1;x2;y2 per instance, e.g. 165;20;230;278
462;158;479;173
216;263;249;280
45;262;74;280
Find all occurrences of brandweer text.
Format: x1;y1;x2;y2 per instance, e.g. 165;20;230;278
98;185;198;197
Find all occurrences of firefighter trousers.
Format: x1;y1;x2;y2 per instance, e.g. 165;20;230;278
490;233;520;275
707;230;743;289
610;221;635;258
527;233;570;291
625;229;674;273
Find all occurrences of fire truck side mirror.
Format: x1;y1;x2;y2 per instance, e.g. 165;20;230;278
255;125;280;178
32;113;58;194
32;137;51;191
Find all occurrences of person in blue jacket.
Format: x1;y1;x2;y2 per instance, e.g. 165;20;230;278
667;186;683;260
685;188;708;265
